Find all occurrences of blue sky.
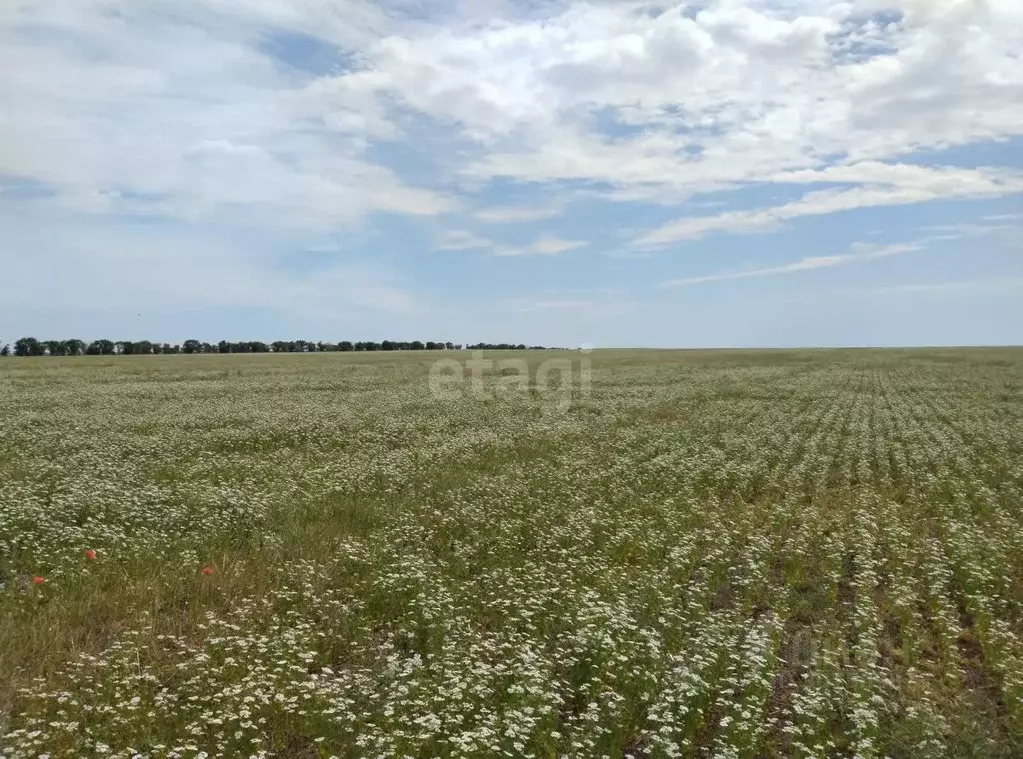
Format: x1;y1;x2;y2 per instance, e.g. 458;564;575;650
1;0;1021;348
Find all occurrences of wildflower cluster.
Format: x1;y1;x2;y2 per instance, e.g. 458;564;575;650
1;349;1021;756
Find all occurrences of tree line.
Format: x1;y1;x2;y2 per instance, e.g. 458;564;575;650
2;337;549;357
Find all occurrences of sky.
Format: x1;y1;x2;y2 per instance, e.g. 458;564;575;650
1;0;1021;348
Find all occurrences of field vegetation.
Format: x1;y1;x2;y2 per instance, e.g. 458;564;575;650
1;348;1022;757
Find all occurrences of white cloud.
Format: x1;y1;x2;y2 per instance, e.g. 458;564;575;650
435;229;586;255
495;234;588;256
870;277;1023;296
474;204;562;223
919;220;1019;239
419;2;1022;189
660;213;1018;287
436;229;494;251
660;240;924;287
4;0;1022;237
0;1;455;232
1;0;1022;338
635;166;1023;247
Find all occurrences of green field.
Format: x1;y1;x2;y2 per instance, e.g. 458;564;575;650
1;348;1022;757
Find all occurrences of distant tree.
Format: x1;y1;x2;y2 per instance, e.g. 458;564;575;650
0;344;8;356
14;337;44;357
465;342;531;351
86;339;115;355
8;336;539;356
63;339;86;356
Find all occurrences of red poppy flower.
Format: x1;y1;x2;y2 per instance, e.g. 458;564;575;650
84;549;97;560
32;576;47;585
200;566;213;576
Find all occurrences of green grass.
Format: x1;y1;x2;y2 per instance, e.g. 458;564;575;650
1;348;1022;757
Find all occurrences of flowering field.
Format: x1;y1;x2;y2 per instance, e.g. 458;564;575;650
1;348;1022;758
